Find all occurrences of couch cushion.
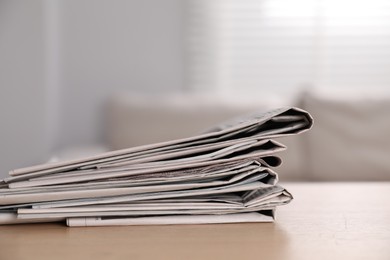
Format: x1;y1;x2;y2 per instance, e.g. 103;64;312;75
104;94;307;181
301;91;390;181
105;94;276;148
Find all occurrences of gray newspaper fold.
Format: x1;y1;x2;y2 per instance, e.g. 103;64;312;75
0;107;313;226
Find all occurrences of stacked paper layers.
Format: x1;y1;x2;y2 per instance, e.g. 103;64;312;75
0;108;312;226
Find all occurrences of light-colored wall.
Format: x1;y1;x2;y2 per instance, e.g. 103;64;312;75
0;0;49;177
0;0;184;178
57;0;184;149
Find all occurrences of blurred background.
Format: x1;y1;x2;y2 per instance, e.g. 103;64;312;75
1;0;389;180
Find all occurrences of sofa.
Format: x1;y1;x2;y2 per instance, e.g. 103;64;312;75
55;90;390;181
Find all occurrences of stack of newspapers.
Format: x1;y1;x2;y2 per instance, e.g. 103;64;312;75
0;108;312;226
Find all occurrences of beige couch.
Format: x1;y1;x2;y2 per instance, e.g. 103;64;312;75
100;91;390;181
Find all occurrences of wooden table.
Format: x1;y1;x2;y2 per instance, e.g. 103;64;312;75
0;183;389;260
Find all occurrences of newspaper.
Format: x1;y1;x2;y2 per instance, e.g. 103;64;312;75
0;107;312;226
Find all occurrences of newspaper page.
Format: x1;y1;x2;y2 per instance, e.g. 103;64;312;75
0;107;313;226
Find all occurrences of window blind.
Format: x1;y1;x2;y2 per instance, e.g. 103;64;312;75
185;0;390;95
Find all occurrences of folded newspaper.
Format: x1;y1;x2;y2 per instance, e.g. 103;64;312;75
0;107;312;226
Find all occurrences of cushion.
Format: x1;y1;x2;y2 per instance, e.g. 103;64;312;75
104;94;306;181
301;90;390;181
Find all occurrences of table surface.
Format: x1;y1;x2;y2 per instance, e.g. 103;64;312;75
0;182;389;260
